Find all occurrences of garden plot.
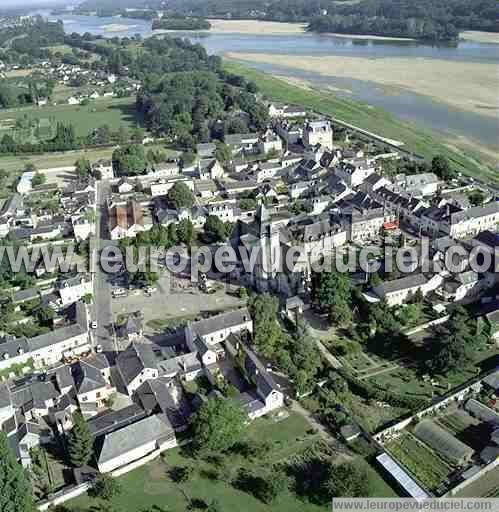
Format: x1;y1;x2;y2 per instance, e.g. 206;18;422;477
385;432;454;492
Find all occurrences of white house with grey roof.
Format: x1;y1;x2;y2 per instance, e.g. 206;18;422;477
74;354;114;413
226;336;284;420
0;301;89;372
58;275;92;306
371;273;443;306
188;308;253;347
117;342;159;395
96;414;177;473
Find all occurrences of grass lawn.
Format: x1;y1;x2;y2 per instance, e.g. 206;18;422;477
69;411;329;512
385;433;453;492
0;96;140;138
223;61;497;184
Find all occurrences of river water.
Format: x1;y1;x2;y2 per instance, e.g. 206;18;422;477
33;10;499;152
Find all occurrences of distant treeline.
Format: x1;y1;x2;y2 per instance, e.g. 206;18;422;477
152;17;212;31
165;0;499;40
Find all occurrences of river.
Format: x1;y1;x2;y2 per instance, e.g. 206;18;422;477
33;10;499;155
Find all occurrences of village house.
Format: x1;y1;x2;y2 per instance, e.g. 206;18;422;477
303;120;333;150
108;200;153;240
58;275;92;306
258;129;283;155
95;414;177;473
196;142;216;159
0;301;89;372
74;354;115;414
393;172;440;198
150;176;194;198
335;158;376;188
275;122;302;145
371;273;443;306
117;342;159;396
92;159;114;180
268;103;306;119
226;336;284;420
225;133;260;156
197;159;225;180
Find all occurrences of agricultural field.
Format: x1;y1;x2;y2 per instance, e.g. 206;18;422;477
385;432;453;492
0;96;140;139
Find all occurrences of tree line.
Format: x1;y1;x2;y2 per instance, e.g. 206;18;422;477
166;0;498;40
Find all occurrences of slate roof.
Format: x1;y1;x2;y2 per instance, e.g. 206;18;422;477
136;378;190;429
482;370;499;392
190;308;251;338
0;301;88;360
97;414;174;465
374;273;428;296
87;404;147;438
74;357;108;394
116;342;157;386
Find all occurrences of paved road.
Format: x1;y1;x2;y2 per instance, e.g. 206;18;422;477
91;180;118;360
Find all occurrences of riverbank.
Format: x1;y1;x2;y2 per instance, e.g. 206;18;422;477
223;60;497;183
225;52;497;119
460;31;499;44
153;19;417;40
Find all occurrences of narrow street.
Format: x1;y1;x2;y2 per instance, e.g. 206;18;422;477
91;180;118;360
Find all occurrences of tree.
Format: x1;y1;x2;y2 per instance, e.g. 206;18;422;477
468;189;486;206
207;500;223;512
67;411;93;467
326;460;371;497
167;182;194;209
234;467;288;504
112;144;147;175
180;151;196;168
169;465;193;483
249;294;284;358
75;157;91;178
214;141;231;163
428;306;476;375
431;155;455;181
204;215;230;243
176;218;194;246
31;172;46;187
0;432;35;512
192;397;245;455
314;270;352;326
91;474;122;501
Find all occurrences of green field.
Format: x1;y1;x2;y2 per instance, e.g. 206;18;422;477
385;433;453;492
224;61;497;184
0;96;140;139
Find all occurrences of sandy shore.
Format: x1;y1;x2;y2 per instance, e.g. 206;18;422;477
208;19;306;34
226;52;498;118
101;24;136;33
323;32;415;41
460;31;499;44
155;19;415;39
